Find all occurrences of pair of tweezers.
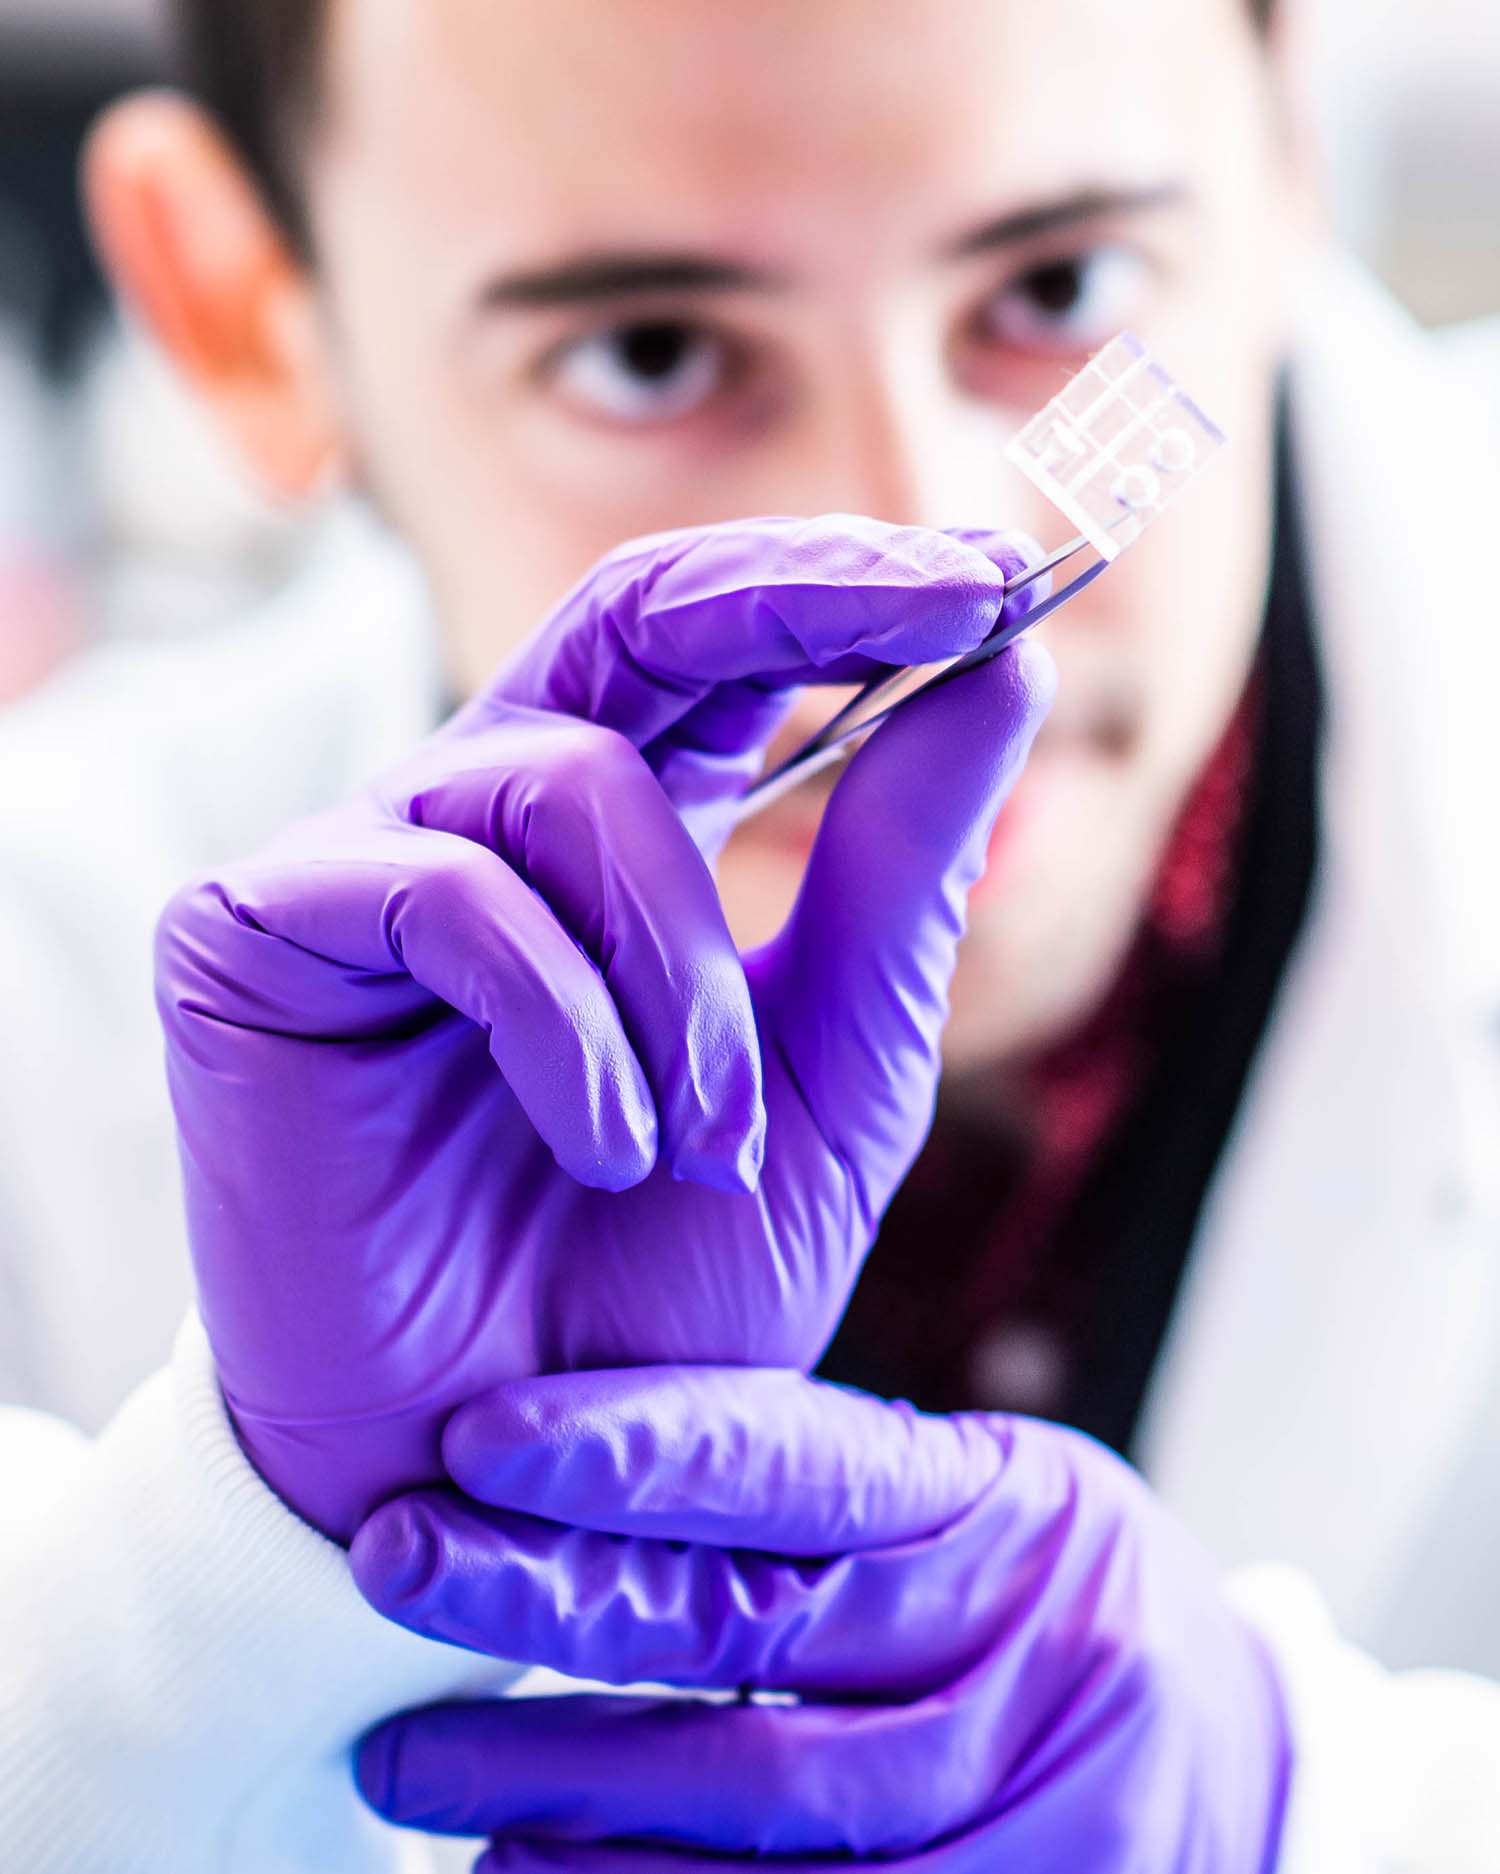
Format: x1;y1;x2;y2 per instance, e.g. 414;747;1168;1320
733;533;1105;823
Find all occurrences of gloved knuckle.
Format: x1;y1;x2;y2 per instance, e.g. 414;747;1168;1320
593;526;682;575
1055;1423;1145;1505
154;870;257;966
153;880;216;1005
990;528;1046;582
1111;1630;1191;1729
535;719;644;799
411;845;489;920
154;874;211;945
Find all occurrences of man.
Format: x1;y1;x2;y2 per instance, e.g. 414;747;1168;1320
2;0;1499;1868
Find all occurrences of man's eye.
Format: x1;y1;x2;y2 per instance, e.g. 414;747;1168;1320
980;247;1151;354
547;319;730;426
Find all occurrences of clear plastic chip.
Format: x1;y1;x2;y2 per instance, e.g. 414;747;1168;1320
1005;333;1225;561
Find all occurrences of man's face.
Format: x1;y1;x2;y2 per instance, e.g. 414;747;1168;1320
306;0;1305;1065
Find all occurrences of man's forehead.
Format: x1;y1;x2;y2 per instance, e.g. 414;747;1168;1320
319;0;1242;219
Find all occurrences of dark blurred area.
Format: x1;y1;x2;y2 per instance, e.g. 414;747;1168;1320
0;8;165;698
0;14;162;372
0;2;301;701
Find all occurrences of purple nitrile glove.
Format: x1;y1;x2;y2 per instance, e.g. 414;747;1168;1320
154;515;1053;1541
353;1367;1292;1874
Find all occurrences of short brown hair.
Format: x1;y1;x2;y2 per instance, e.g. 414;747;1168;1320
171;1;317;246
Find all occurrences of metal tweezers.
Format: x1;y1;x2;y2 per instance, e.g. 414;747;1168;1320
733;532;1107;823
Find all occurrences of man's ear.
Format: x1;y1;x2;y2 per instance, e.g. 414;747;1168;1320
84;91;347;503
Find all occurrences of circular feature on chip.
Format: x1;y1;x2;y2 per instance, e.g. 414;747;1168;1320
1152;428;1198;475
1112;465;1162;511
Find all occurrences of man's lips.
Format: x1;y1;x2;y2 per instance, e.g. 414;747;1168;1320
740;655;1135;880
768;658;1135;779
973;770;1039;902
748;791;827;861
735;751;1049;883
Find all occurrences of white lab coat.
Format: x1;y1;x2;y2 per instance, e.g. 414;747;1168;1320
1;256;1499;1871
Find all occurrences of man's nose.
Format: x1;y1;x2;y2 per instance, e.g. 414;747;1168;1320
803;330;1022;532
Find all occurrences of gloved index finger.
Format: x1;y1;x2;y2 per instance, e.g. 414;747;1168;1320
464;516;1020;751
442;1367;1005;1554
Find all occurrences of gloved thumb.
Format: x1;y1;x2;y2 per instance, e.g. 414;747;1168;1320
751;636;1054;1225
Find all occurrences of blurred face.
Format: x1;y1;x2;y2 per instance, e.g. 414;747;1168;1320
186;0;1316;1068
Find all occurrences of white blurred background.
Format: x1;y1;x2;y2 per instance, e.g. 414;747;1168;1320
1304;0;1500;324
0;0;1496;691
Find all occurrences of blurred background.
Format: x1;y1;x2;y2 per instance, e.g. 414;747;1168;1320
0;0;1497;699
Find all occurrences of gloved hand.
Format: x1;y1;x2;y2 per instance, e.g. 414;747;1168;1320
352;1367;1291;1873
154;515;1053;1539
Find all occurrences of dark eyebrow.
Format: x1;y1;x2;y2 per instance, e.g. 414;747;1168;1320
944;183;1190;259
479;253;786;310
477;185;1188;311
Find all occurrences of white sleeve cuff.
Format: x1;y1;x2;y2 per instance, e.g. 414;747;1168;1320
0;1312;517;1874
1229;1563;1500;1874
